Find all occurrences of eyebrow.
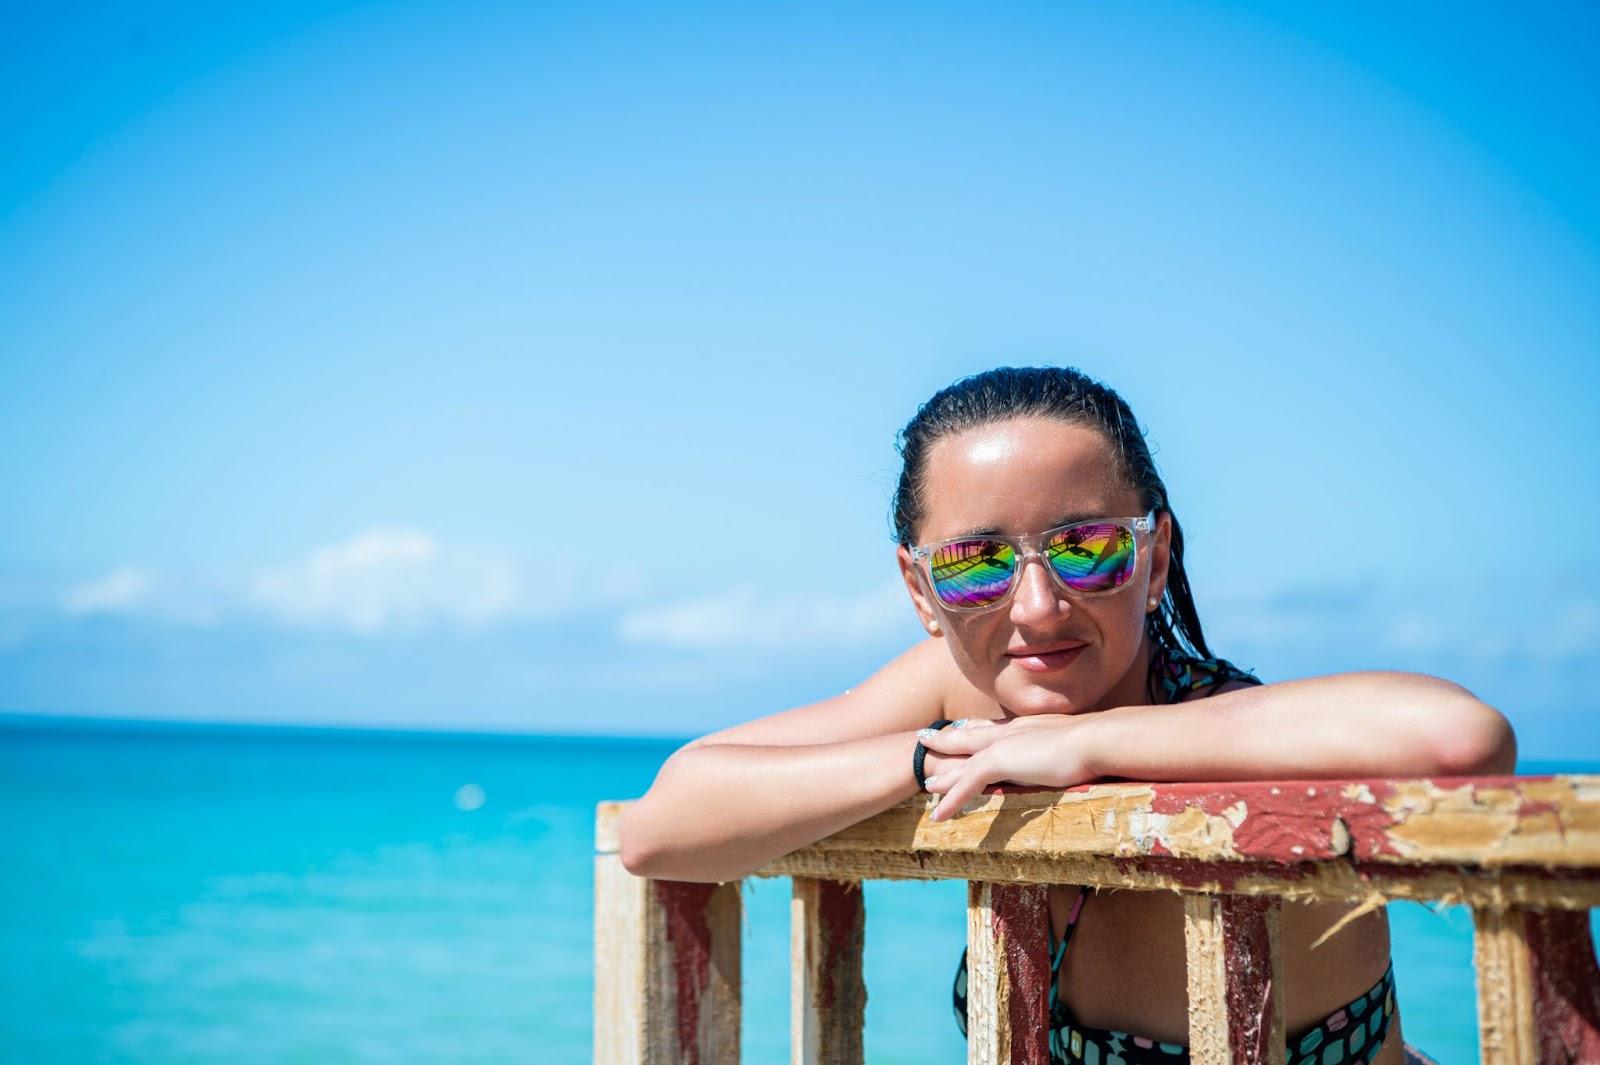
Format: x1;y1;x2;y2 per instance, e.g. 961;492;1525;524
951;511;1108;539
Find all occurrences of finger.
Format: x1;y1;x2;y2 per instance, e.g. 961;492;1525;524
920;750;968;781
917;721;1000;756
930;758;997;821
923;757;980;791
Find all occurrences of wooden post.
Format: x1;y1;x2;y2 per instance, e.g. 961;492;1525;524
1183;894;1284;1065
596;851;649;1065
966;882;1052;1065
1525;908;1600;1062
1473;905;1537;1064
791;877;867;1065
593;853;741;1065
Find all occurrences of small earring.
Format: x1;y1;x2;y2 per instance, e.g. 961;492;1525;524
929;620;942;634
1146;597;1158;612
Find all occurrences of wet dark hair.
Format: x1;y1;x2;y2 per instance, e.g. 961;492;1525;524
891;365;1214;664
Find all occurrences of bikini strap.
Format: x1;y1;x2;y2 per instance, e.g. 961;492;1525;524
1049;889;1088;972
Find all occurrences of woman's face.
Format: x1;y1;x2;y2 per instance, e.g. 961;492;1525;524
896;416;1172;716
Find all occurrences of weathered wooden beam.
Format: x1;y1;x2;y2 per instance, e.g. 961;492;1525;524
1474;906;1538;1064
592;853;742;1065
1184;895;1284;1065
731;776;1600;868
966;882;1052;1065
761;848;1600;909
790;878;866;1065
1525;909;1600;1063
598;776;1600;874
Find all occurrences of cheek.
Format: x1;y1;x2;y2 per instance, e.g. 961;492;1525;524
1102;595;1150;654
942;617;1008;687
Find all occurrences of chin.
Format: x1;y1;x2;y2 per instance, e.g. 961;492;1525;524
996;678;1089;717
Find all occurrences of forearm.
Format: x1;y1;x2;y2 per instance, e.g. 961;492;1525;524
1079;671;1517;783
618;730;925;882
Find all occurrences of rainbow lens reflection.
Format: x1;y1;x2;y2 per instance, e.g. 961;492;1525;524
1044;522;1135;593
929;539;1017;608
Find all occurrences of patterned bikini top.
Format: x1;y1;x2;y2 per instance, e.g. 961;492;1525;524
1147;645;1262;704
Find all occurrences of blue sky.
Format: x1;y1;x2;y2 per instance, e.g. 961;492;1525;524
2;1;1597;756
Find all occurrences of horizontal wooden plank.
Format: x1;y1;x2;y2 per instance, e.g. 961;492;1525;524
599;775;1600;871
759;849;1600;909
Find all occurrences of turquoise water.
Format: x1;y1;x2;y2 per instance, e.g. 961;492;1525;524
1;714;1591;1063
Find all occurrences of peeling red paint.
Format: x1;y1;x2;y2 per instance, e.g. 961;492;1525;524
989;884;1052;1065
1526;909;1600;1062
814;879;864;1012
1141;779;1408;860
654;880;716;1065
989;774;1569;868
1219;896;1279;1064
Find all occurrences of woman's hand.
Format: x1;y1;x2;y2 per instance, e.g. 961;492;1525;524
917;715;1095;822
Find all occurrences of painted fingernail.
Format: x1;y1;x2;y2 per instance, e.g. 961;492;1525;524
923;774;942;789
917;728;939;740
950;719;969;729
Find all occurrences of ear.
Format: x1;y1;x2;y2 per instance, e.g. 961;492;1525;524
1146;511;1173;611
896;545;945;637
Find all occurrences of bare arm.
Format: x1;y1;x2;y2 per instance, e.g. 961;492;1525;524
1078;671;1516;782
617;637;985;882
920;671;1517;821
618;730;925;882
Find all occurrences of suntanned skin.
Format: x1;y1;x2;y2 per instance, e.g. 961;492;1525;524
620;417;1517;1062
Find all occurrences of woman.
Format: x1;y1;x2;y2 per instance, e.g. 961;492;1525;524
619;366;1514;1064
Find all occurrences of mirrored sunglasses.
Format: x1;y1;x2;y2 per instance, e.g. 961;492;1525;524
910;512;1155;611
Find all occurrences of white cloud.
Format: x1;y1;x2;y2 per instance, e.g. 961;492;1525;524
616;579;916;650
62;568;155;616
249;528;522;634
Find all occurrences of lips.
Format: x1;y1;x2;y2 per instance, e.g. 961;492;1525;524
1006;641;1087;673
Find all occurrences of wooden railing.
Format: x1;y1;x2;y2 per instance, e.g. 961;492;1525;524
594;776;1600;1064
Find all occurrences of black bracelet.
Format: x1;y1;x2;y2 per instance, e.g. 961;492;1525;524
912;718;955;792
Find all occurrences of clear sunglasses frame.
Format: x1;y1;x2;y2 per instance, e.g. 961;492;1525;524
909;511;1158;611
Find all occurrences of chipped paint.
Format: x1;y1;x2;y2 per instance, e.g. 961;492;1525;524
1330;817;1351;857
1219;896;1282;1064
990;885;1052;1065
1341;782;1377;804
1526;909;1600;1060
1222;800;1248;828
813;879;864;1013
654;881;717;1065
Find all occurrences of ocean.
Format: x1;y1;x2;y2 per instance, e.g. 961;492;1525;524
1;714;1591;1064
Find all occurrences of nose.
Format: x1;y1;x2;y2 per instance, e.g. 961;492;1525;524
1009;552;1071;625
